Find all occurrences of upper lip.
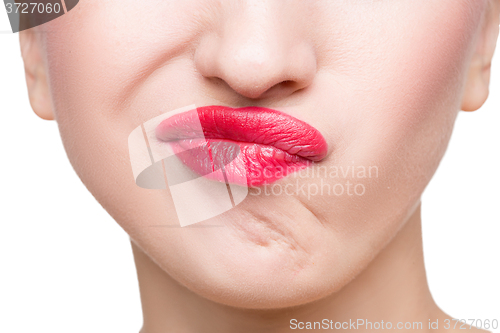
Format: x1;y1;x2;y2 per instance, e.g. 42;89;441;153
155;105;328;161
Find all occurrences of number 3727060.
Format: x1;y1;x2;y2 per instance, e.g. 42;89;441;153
5;2;62;14
444;319;498;330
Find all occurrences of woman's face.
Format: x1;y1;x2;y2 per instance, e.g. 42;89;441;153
35;0;489;308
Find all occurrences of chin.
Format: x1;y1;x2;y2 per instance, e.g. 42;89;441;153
178;258;341;310
149;213;353;309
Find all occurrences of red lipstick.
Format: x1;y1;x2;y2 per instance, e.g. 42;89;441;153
156;106;328;186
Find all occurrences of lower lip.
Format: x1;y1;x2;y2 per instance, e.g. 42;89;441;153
169;138;312;186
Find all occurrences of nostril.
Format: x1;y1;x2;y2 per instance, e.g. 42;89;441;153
280;80;295;88
277;80;303;92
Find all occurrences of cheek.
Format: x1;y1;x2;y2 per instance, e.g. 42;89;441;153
37;2;193;234
307;1;486;237
354;0;485;179
39;0;211;223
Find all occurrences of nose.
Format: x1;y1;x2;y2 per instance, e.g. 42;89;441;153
194;1;317;100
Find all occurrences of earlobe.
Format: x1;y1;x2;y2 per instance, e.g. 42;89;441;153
461;0;500;112
19;30;55;121
461;59;491;112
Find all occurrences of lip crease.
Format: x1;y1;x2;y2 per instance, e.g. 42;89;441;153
155;105;328;186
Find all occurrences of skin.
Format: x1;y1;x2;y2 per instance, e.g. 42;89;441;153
20;0;499;332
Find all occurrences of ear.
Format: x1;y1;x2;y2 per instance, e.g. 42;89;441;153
461;0;500;112
19;30;54;120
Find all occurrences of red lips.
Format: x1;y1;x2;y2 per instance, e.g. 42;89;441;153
155;106;328;186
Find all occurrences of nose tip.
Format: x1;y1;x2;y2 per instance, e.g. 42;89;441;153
194;14;317;100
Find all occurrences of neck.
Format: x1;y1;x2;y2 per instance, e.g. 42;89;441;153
133;205;446;333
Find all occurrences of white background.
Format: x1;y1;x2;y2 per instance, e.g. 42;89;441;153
0;9;498;333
